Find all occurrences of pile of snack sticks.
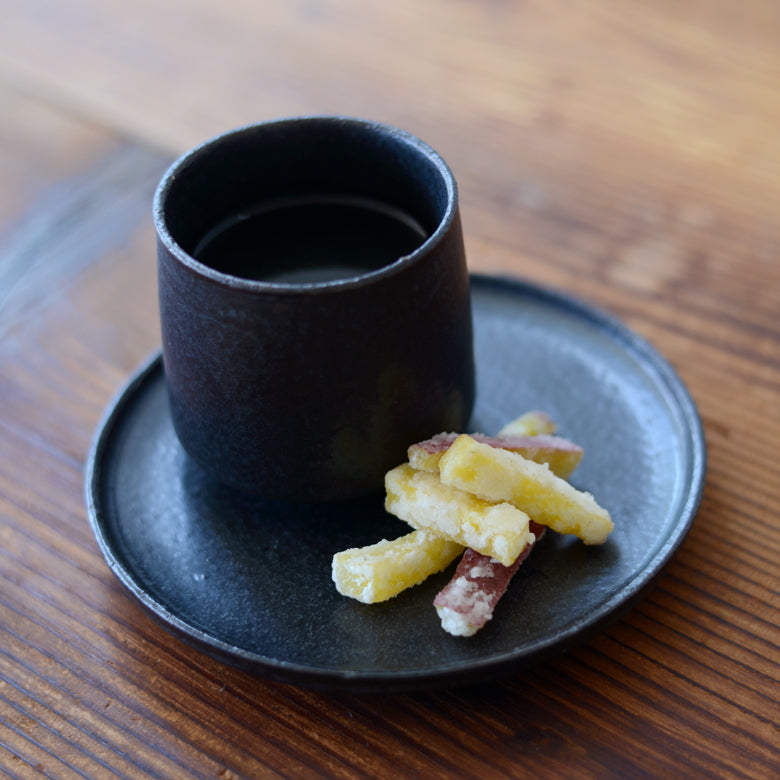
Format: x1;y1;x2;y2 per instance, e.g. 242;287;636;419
332;412;613;636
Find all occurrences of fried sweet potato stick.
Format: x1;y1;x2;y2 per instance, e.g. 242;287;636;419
498;411;556;437
439;435;613;544
408;433;583;480
434;522;546;636
385;464;536;566
332;530;464;604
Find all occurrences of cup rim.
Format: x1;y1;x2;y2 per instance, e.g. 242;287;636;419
153;116;459;295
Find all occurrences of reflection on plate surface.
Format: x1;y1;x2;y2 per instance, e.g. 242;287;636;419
86;274;705;691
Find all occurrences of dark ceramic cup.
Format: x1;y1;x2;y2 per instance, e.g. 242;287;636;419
154;117;474;501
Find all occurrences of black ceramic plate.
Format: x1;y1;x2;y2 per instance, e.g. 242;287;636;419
86;274;705;692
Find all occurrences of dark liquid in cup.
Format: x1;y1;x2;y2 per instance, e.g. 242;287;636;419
194;196;428;283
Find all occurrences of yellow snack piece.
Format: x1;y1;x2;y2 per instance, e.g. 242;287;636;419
332;530;464;604
406;434;456;473
498;411;556;437
384;464;535;566
408;433;582;480
439;435;613;545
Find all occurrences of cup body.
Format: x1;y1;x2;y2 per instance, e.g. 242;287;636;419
154;117;474;501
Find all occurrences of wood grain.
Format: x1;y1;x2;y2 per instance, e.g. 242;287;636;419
0;1;779;777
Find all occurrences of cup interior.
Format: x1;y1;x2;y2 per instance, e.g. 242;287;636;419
155;118;456;285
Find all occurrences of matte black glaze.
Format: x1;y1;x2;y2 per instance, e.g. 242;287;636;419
155;117;474;501
86;276;706;693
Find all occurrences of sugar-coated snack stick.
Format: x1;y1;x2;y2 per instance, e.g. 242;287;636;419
332;530;464;604
409;409;560;472
408;433;583;480
498;411;556;437
434;522;547;637
439;435;613;545
385;464;536;566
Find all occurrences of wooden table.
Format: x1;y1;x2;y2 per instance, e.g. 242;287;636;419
1;1;778;777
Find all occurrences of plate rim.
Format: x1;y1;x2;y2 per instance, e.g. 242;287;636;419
85;273;706;691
